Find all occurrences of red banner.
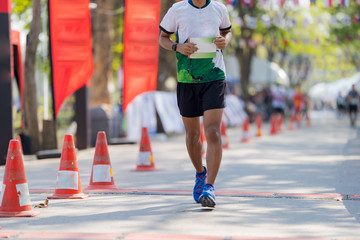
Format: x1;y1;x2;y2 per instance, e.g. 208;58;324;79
49;0;93;116
0;0;11;13
123;0;161;111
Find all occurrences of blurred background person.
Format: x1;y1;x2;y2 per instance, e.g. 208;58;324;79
336;92;346;119
346;84;359;127
270;81;288;117
293;86;304;125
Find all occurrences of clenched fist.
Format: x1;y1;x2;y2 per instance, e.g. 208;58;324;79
214;36;227;50
176;43;198;56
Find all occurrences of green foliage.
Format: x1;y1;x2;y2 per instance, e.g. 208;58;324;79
326;2;360;71
12;0;32;16
112;42;123;71
242;3;360;84
12;0;34;29
328;2;360;44
112;1;125;71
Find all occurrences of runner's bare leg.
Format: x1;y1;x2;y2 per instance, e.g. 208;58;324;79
203;108;223;185
182;117;204;173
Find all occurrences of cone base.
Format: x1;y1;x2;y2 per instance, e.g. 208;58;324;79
0;210;40;217
241;139;250;143
222;144;229;149
256;129;262;137
84;184;118;191
132;166;158;172
48;193;89;199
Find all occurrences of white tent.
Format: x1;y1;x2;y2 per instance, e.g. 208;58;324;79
225;56;290;87
309;72;360;103
250;57;290;87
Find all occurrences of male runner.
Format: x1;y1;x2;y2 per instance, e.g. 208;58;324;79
159;0;232;207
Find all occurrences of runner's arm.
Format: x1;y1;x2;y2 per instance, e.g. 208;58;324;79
214;29;232;50
159;31;197;56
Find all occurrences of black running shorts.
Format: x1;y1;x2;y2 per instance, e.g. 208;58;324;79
176;80;227;118
349;104;358;113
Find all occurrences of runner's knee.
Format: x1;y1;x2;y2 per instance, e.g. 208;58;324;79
185;130;201;145
205;126;221;143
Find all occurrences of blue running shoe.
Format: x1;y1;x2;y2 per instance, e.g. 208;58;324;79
193;166;207;203
199;184;216;208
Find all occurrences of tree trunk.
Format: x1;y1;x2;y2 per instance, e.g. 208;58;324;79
157;0;177;91
234;2;256;104
237;47;255;103
235;26;255;104
24;0;41;152
90;0;114;106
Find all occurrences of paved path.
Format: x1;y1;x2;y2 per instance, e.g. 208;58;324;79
0;110;359;239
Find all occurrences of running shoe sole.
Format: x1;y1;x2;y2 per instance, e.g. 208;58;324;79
199;193;216;208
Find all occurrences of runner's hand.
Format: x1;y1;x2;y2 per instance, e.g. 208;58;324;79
176;43;198;56
214;36;226;50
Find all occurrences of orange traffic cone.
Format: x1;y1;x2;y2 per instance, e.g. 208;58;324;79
15;136;24;158
289;114;294;130
269;114;277;135
0;139;40;217
277;114;284;133
85;132;117;190
48;135;89;199
134;127;156;171
306;112;311;127
241;118;250;143
221;121;229;149
289;113;297;131
255;114;262;137
200;123;207;157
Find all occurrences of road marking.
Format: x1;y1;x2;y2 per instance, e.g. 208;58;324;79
28;189;360;201
17;232;121;239
0;232;346;240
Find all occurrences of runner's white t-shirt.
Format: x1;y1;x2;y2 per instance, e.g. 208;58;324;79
160;0;231;83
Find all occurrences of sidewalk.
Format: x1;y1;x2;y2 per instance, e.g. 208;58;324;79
0;111;359;239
